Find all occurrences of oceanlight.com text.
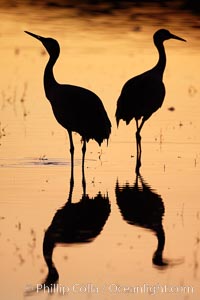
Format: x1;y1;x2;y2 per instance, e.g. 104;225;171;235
25;282;195;296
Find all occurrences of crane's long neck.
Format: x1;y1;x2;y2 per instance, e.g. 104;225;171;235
154;40;166;78
44;54;58;102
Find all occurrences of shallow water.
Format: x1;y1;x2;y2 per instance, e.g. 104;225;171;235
0;3;200;300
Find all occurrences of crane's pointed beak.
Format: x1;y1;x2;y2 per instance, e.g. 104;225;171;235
170;33;186;42
24;31;45;42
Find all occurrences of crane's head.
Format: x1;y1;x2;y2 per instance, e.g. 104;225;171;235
153;29;186;43
25;31;60;57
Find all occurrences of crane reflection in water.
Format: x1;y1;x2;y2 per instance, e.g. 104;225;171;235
25;176;110;295
43;182;110;286
115;171;168;268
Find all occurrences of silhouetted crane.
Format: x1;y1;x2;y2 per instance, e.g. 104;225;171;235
115;172;167;268
24;175;110;294
42;179;110;287
25;31;111;184
115;29;186;173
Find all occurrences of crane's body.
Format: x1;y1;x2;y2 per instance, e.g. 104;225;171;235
116;69;165;126
25;31;111;183
48;83;110;145
115;29;186;172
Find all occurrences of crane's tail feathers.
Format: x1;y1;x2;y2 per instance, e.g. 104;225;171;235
115;108;121;128
116;115;120;128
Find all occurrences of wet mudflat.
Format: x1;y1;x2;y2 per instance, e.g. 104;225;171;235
0;2;200;300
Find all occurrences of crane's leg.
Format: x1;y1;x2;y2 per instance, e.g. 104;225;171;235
68;130;74;187
135;119;141;173
67;174;74;204
82;139;86;192
135;118;145;174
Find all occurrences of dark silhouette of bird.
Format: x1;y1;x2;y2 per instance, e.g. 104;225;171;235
115;29;186;172
41;178;110;288
115;172;167;268
24;176;110;295
25;31;111;184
